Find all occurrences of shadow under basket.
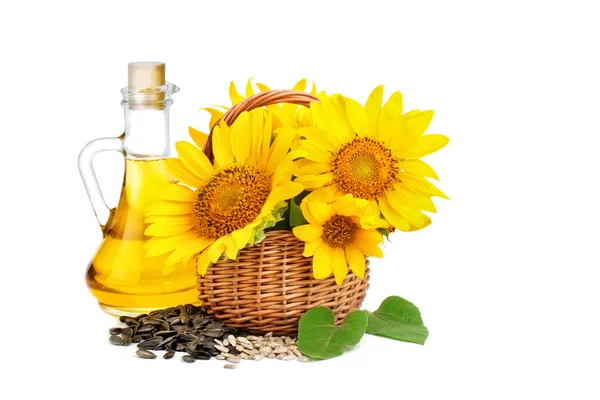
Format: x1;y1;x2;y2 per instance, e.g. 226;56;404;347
196;230;370;335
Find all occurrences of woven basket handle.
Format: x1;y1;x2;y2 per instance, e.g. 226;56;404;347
202;89;320;162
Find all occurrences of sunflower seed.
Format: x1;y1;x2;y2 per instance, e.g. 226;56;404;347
282;354;296;361
181;355;195;363
189;350;211;360
253;354;264;361
214;345;229;353
109;327;123;335
297;356;309;362
216;354;225;360
267;353;276;359
273;347;288;354
121;327;133;338
227;335;237;347
164;351;175;359
109;335;124;346
227;357;241;364
237;337;251;345
224;364;237;369
136;349;157;359
247;335;258;341
222;353;236;359
222;339;229;346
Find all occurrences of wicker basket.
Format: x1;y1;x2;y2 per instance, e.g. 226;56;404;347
197;90;371;335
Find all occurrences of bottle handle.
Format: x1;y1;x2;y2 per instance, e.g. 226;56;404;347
78;134;125;233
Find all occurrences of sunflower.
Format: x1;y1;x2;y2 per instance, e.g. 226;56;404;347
200;79;317;133
292;88;449;232
144;110;304;275
293;194;384;285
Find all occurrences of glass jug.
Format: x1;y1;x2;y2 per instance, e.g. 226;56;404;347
78;62;199;316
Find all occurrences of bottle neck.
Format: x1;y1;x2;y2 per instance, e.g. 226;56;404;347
120;82;179;159
124;107;170;158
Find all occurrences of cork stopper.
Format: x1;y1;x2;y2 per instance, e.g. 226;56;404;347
128;62;165;90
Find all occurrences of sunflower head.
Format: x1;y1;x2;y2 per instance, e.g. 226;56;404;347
144;109;303;275
293;194;385;285
292;88;449;233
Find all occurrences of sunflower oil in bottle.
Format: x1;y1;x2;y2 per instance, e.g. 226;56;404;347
78;62;199;316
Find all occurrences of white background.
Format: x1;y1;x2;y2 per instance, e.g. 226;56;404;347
1;1;599;399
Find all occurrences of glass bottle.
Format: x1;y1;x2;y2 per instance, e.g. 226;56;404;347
78;62;199;316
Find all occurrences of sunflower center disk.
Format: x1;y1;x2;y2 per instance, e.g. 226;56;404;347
194;166;270;239
331;137;399;200
321;215;357;248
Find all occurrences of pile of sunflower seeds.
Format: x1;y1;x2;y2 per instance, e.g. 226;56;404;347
108;304;308;367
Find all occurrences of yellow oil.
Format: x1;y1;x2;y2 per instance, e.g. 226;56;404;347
86;158;199;316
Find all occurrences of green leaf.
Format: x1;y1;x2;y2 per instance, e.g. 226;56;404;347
298;307;368;360
365;296;429;345
289;196;308;229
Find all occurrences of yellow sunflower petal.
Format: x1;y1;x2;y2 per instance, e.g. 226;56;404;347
396;134;449;159
378;91;403;144
290;139;332;163
311;97;355;144
385;190;425;228
365;85;383;137
175;141;214;181
247;109;266;165
202;107;225;130
404;110;435;137
178;237;214;265
144;215;193;225
253;111;271;167
354;230;384;257
224;236;240;260
146;201;193;216
245;78;255;98
388;110;435;150
408;215;432;232
144;221;194;237
378;197;411;232
229;81;244;105
344;97;368;137
401;175;449;200
166;237;212;266
159;184;197;202
294;173;334;190
144;231;197;257
212;122;234;167
189;126;209;149
345;244;366;279
302;185;341;203
269;181;304;203
295;126;339;152
293;224;323;242
400;159;439;180
330;247;348;285
266;127;296;176
207;238;226;263
256;82;270;92
306;201;334;224
302;238;322;257
195;250;212;276
393;182;437;213
165;158;204;188
312;243;334;280
294;159;332;176
230;112;251;164
293;78;307;92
